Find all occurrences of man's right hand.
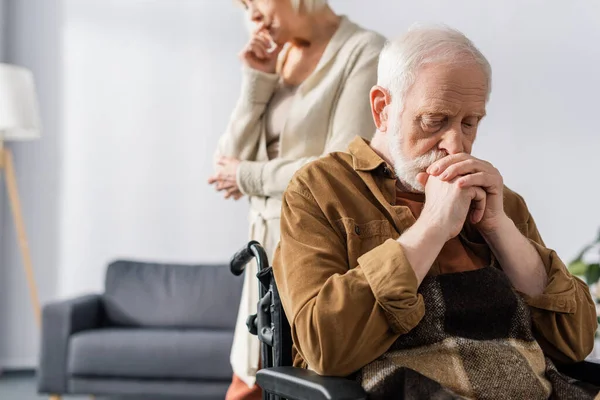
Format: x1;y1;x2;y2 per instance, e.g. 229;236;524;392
396;173;487;285
417;173;487;241
239;29;282;74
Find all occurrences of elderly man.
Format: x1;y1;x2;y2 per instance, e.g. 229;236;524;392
272;26;597;399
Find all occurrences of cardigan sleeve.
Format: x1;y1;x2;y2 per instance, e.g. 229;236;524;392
237;33;385;198
215;66;279;163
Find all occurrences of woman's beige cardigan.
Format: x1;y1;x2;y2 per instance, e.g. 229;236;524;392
216;16;385;387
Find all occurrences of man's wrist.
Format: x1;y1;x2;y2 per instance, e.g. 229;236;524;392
411;217;449;247
397;217;447;283
479;214;515;242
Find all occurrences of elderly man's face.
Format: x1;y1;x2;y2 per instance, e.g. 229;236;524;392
387;62;488;191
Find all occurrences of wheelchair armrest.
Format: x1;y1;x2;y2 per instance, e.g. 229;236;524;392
556;358;600;386
256;366;367;400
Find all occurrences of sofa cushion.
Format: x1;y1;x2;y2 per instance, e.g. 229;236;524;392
68;328;233;381
103;261;243;328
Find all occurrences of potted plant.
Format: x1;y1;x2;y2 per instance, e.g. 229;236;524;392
568;230;600;338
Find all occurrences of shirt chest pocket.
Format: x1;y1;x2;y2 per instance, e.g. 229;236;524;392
334;218;397;266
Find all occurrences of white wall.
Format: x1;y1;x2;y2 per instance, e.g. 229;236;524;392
0;0;6;265
57;0;250;298
0;0;6;369
0;0;6;60
0;0;64;368
1;0;599;368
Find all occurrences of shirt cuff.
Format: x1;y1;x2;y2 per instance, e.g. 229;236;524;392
518;239;578;314
358;239;425;334
237;160;266;196
240;66;279;105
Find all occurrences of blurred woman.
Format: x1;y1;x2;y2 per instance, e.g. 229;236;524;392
209;0;385;398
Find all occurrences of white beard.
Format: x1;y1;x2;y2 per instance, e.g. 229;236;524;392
387;119;446;193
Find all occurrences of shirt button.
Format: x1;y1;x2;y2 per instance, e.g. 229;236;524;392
383;166;393;178
355;226;361;235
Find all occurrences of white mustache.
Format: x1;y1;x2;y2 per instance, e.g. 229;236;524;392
409;149;447;172
390;141;446;192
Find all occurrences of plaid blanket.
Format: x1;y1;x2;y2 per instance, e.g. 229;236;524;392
358;267;599;400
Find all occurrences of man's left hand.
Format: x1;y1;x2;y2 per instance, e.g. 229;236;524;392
208;156;244;200
426;154;505;234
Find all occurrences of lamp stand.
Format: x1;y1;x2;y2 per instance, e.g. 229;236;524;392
0;140;41;328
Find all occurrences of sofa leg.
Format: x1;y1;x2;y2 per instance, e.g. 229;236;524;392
49;396;61;400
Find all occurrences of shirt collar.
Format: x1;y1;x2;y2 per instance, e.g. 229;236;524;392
348;136;391;173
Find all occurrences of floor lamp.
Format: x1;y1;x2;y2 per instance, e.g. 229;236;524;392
0;63;43;333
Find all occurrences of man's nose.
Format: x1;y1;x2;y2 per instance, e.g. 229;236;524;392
438;126;464;155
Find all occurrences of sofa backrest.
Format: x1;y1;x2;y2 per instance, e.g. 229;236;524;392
103;260;243;329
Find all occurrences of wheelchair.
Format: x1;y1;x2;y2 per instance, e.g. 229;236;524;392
230;241;600;400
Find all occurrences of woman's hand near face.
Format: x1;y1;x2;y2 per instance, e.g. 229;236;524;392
239;25;282;74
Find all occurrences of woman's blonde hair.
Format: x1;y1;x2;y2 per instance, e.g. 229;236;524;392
235;0;328;13
290;0;328;13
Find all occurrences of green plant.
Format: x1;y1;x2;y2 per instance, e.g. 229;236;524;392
568;230;600;284
568;230;600;336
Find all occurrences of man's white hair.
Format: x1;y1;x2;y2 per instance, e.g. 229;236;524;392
290;0;328;13
377;24;492;109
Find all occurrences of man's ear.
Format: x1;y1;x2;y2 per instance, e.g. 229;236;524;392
370;86;392;133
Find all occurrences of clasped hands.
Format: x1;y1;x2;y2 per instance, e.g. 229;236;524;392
416;154;507;240
208;156;244;201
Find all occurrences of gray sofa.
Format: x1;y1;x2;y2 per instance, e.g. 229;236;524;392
37;260;243;399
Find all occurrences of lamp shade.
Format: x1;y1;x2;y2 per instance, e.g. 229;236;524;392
0;63;42;141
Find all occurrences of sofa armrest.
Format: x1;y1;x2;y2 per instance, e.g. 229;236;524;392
557;358;600;386
256;366;367;400
37;294;103;394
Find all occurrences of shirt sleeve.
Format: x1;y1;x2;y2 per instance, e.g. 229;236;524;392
273;184;425;377
518;212;597;363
